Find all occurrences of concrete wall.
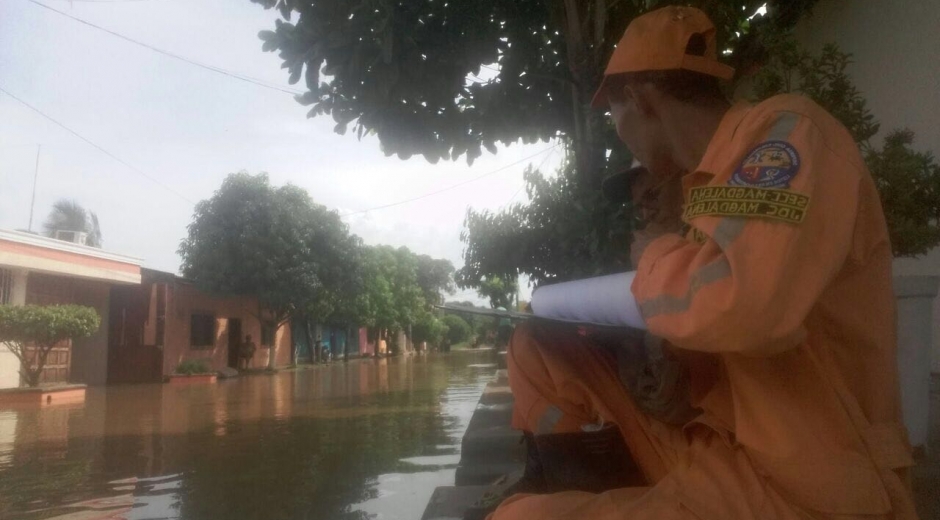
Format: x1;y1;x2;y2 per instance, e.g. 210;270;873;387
70;281;112;386
793;0;940;372
161;283;291;376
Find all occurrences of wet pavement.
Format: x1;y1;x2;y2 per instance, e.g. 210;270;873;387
0;351;498;520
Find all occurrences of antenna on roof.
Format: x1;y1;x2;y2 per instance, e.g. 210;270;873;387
27;144;40;233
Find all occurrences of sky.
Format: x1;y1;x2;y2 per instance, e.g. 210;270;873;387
0;0;561;304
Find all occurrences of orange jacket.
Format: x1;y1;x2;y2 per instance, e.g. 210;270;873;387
632;95;917;518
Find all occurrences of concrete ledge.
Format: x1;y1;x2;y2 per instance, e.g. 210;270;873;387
479;384;513;405
0;384;86;408
461;427;524;462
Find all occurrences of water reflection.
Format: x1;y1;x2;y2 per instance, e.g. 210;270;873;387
0;351;496;520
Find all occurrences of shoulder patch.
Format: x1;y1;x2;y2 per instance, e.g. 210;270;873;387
729;140;800;189
684;186;810;225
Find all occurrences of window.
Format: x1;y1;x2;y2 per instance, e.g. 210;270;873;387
261;323;275;347
190;314;215;349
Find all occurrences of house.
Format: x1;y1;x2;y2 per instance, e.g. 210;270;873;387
107;268;292;384
0;229;142;389
0;228;294;388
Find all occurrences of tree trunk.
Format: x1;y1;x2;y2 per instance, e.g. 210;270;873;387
267;322;277;369
305;320;315;364
562;0;609;188
344;326;351;362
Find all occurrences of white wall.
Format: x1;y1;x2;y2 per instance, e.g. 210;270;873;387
793;0;940;373
0;347;19;389
0;270;28;389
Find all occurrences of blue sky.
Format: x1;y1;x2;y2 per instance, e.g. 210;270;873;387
0;0;561;303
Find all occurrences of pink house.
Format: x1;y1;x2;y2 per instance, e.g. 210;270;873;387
108;269;292;383
0;229;141;389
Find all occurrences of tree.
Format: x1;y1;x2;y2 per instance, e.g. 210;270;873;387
355;245;429;353
0;305;100;387
411;311;447;349
179;172;359;368
466;274;518;309
458;162;633;288
415;255;455;306
251;0;815;177
442;314;471;346
43;199;103;248
752;41;940;257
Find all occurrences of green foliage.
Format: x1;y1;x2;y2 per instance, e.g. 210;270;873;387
0;304;100;387
476;275;519;310
411;311;447;347
458;162;634;288
43;199;103;248
753;41;940;257
752;42;879;145
250;0;807;167
866;130;940;257
441;314;471;345
415;255;455;306
179;172;361;367
175;360;211;375
355;245;454;349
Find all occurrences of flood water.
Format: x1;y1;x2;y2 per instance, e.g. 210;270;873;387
0;350;497;520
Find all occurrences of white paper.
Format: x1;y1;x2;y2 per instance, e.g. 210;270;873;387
530;271;647;330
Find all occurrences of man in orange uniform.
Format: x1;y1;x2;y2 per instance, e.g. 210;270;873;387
490;5;919;520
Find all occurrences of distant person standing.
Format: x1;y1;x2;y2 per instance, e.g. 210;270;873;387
239;334;256;370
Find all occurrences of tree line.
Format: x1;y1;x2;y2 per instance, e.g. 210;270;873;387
177;172;475;367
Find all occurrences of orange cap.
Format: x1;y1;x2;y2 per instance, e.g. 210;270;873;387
591;6;735;108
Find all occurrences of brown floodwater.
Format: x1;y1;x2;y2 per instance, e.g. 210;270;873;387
0;350;498;520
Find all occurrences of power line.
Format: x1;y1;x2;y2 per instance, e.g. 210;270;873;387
48;0;165;3
341;144;558;218
0;85;195;205
26;0;305;96
503;147;556;207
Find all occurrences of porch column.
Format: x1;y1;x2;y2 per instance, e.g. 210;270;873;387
10;269;28;305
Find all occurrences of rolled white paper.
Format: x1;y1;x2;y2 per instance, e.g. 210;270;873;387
530;271;647;330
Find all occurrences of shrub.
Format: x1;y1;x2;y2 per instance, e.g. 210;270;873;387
175;360;211;375
442;314;472;346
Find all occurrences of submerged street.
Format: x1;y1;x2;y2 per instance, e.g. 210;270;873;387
0;350;496;520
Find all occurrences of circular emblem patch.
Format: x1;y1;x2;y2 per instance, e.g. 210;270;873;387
729;140;800;189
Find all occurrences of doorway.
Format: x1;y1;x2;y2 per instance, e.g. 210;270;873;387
227;318;242;368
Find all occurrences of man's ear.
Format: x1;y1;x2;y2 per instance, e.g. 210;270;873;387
623;83;655;118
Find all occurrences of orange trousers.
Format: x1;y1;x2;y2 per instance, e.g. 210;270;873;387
490;323;846;520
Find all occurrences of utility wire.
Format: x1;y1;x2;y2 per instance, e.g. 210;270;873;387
341;144;558;217
26;0;305;96
503;147;556;207
0;86;195;205
49;0;164;3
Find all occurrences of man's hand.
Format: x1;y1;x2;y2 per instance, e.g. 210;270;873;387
630;167;685;268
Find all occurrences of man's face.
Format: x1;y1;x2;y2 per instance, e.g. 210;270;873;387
608;85;672;176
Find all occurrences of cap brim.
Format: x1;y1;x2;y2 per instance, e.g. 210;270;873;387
602;164;647;203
